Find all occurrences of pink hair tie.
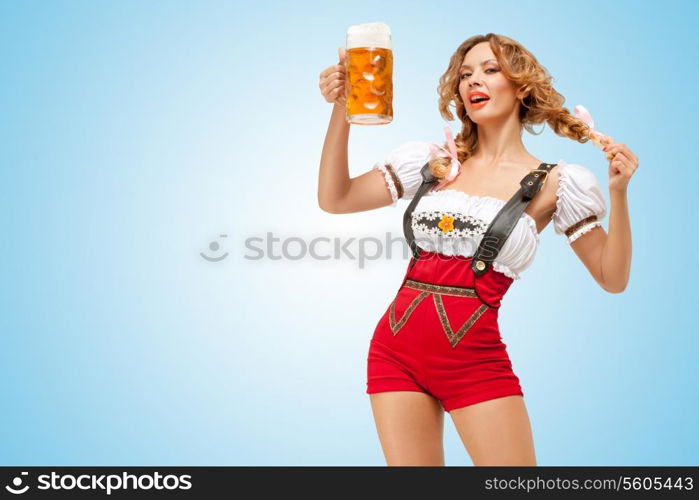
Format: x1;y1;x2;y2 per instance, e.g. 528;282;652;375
573;104;612;149
429;126;460;190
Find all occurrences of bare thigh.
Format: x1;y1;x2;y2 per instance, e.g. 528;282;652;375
449;395;536;466
369;391;445;466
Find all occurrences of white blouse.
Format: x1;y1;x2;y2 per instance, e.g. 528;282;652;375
373;141;607;280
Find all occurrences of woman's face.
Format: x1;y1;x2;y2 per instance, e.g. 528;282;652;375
458;41;521;123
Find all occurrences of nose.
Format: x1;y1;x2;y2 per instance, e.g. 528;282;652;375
467;73;483;87
461;66;486;85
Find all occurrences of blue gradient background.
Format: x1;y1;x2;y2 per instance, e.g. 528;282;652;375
1;0;697;466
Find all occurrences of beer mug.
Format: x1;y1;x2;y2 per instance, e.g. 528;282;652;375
345;22;393;125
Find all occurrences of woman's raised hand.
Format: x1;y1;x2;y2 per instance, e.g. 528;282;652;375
318;47;347;107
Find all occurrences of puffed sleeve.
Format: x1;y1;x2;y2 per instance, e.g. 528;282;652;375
372;141;433;206
552;160;607;244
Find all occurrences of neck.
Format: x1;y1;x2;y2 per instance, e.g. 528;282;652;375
470;112;530;169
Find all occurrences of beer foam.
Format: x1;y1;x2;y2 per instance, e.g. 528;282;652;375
346;22;391;49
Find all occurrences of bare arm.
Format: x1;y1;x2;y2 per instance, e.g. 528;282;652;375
599;190;632;291
569;190;631;293
569;142;638;293
317;50;393;214
317;102;350;212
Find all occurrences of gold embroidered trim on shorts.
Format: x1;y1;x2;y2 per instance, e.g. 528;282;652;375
404;279;479;298
433;295;490;348
390;279;490;347
389;291;429;335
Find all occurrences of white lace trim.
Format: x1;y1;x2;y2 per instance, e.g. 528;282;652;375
373;163;398;206
492;261;519;280
567;220;602;244
426;188;540;243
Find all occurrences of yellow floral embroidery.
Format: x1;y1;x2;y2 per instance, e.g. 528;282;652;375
437;214;455;233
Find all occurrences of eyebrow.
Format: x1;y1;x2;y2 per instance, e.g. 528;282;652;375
460;59;498;70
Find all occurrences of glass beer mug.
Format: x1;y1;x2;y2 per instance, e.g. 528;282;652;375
345;22;393;125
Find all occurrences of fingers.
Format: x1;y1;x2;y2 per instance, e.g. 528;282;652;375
614;151;637;172
327;85;344;99
604;142;639;165
319;70;344;86
319;76;343;94
321;81;346;104
610;150;639;179
318;67;346;94
319;49;348;104
332;87;347;105
614;155;633;177
319;58;346;104
611;150;628;169
319;64;345;79
320;80;345;101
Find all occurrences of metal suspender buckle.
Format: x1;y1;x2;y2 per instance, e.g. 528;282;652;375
530;168;549;185
522;168;549;196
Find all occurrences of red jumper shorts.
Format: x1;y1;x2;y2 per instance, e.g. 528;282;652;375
366;249;524;412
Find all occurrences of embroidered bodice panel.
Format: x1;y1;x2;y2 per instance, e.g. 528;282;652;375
373;140;608;280
410;190;539;280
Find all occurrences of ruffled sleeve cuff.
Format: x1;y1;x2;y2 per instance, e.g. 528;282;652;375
372;141;433;206
552;160;607;244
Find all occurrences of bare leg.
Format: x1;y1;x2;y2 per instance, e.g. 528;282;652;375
449;395;536;466
369;391;445;465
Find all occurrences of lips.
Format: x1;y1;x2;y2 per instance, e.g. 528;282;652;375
467;91;491;108
469;97;490;109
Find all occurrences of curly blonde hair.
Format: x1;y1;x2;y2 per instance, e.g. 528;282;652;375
429;33;596;181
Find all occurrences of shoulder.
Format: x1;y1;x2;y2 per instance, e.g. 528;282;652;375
550;159;607;243
545;159;600;189
556;160;603;189
373;140;434;202
385;140;434;166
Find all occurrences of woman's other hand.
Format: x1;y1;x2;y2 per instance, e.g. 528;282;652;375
603;140;639;193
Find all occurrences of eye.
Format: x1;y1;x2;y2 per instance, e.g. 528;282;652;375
459;68;499;79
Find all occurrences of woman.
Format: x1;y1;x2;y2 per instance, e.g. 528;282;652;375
317;33;638;466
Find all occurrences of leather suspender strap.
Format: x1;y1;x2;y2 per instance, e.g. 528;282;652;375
471;162;557;276
402;161;557;271
403;163;439;260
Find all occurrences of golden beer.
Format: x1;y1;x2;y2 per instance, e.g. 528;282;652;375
345;23;393;125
